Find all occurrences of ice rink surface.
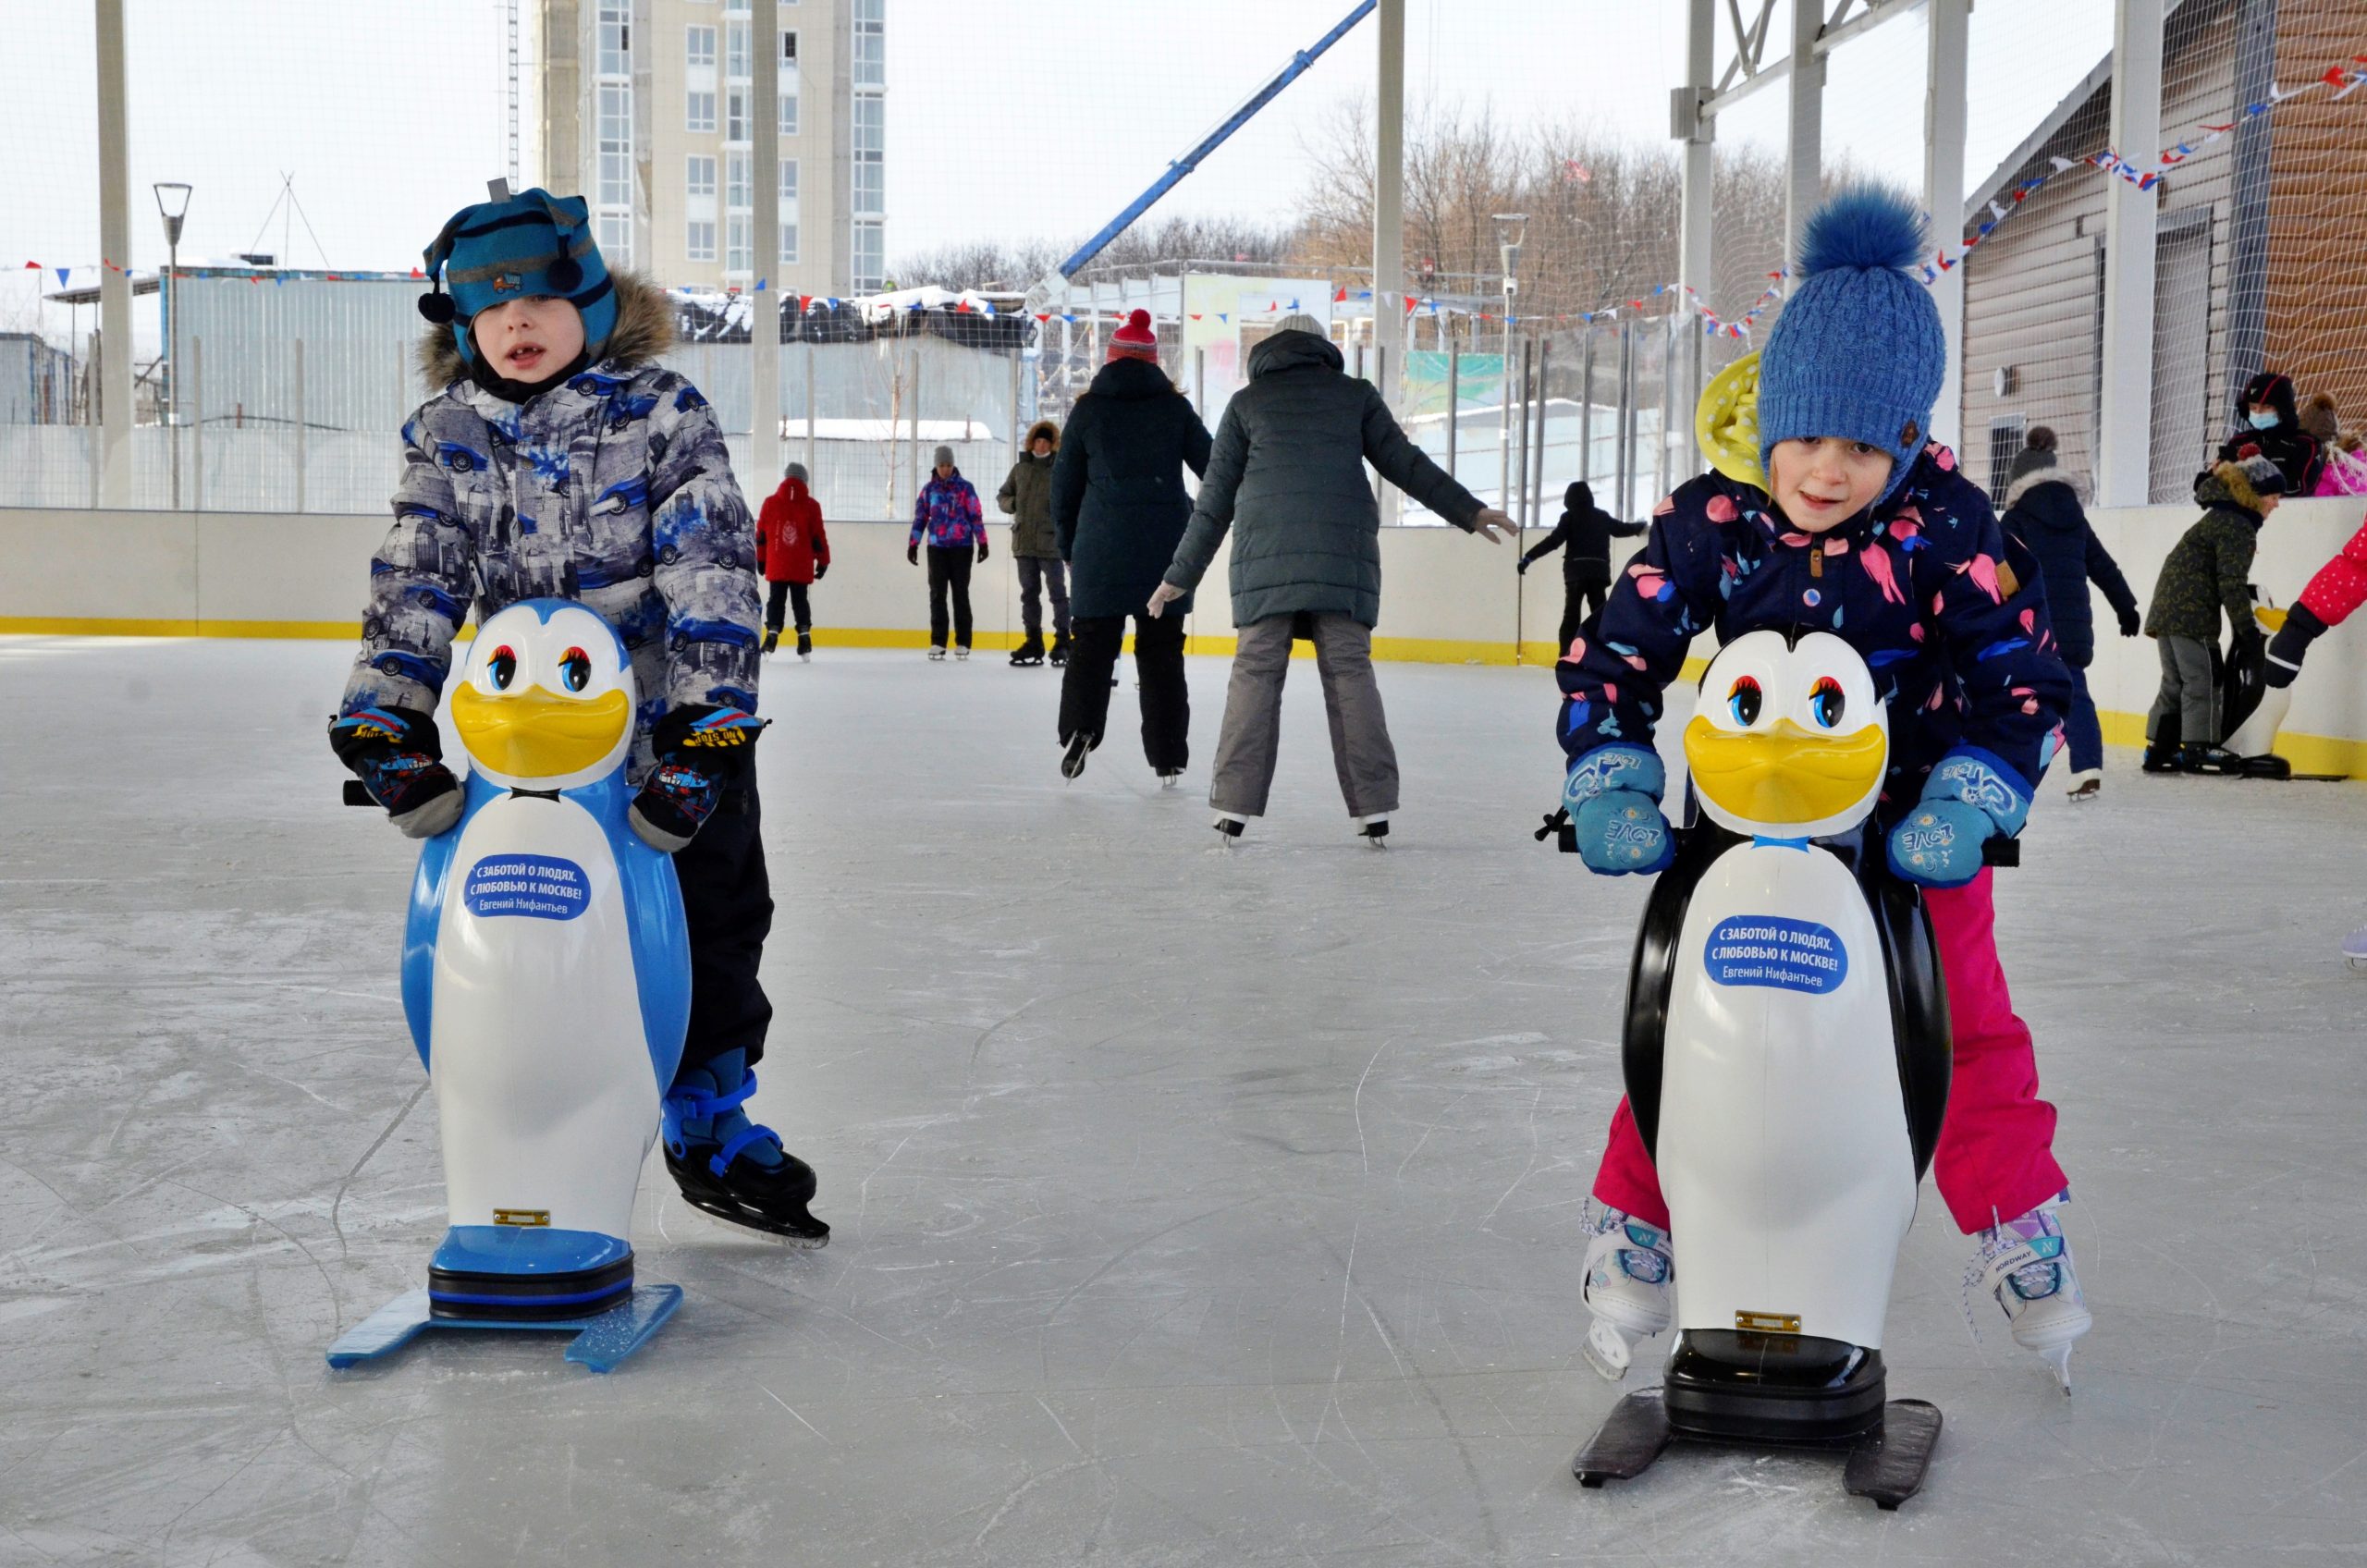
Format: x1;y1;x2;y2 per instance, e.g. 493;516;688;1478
4;635;2364;1567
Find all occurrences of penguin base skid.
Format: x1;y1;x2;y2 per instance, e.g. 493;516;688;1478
325;1228;683;1373
1573;1333;1942;1510
325;1284;683;1373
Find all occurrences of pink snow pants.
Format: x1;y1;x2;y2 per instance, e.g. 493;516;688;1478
1591;868;2067;1237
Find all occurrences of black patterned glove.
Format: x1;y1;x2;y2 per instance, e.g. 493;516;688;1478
329;705;463;839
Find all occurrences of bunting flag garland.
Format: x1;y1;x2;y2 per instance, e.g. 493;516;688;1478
1924;40;2367;276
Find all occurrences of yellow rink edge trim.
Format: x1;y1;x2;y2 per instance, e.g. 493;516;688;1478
6;615;2361;778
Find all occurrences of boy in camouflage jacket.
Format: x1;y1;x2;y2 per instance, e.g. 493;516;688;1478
329;187;826;1243
2141;454;2288;773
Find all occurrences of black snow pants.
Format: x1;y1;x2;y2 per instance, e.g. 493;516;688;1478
671;766;773;1077
1059;613;1190;772
926;546;975;650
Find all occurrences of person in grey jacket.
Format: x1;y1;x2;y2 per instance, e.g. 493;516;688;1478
1148;315;1515;844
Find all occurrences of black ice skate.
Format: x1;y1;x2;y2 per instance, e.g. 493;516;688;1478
796;631;812;661
1061;733;1092;781
1011;635;1047;668
761;629;780;655
662;1068;829;1245
664;1140;829;1244
1049;633;1072;668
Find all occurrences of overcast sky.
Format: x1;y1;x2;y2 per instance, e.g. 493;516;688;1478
2;0;2117;338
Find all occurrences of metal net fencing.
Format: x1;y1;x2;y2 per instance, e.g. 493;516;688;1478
8;1;2366;526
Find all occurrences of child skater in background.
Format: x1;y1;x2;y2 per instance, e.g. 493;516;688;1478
755;460;829;660
1552;187;2091;1390
1519;481;1648;652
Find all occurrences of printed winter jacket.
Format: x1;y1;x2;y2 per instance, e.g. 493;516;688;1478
911;472;985;551
2001;468;2137;667
1522;481;1648;586
756;475;829;584
1052;356;1213;620
2144;463;2270;643
339;273;761;782
1555;444;2073;826
1165;328;1485;629
997;421;1062;558
2217;372;2325;497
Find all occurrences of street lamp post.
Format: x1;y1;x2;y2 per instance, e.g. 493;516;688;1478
153;181;191;508
1494;213;1527;516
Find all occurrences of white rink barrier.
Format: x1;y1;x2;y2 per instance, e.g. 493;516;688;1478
5;496;2365;776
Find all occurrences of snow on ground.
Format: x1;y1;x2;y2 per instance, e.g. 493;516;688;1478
3;637;2363;1565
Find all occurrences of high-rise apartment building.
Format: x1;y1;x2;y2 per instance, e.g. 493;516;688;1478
540;0;885;297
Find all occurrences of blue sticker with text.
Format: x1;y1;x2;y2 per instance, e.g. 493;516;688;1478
463;854;590;922
1704;916;1846;995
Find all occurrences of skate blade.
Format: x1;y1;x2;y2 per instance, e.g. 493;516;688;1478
1581;1318;1634;1382
2042;1342;2073;1395
680;1192;831;1248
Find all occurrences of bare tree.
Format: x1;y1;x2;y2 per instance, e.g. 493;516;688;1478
1294;97;1812;335
890;214;1295;294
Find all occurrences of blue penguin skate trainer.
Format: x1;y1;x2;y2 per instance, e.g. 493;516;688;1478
1572;631;1958;1509
327;599;692;1373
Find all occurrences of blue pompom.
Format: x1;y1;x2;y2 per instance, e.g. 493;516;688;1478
1798;185;1927;278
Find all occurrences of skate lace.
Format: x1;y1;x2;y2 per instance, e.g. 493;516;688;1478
1960;1204;2069;1342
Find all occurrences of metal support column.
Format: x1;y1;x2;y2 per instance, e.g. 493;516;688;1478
293;338;306;514
1675;0;1716;433
1579;327;1595;485
1445;349;1459;479
1615;320;1635;517
1373;0;1406;524
751;0;782;490
1514;338;1532;524
1784;0;1826;287
1924;0;1970;453
2096;0;2165;508
95;0;133;508
1531;337;1551;523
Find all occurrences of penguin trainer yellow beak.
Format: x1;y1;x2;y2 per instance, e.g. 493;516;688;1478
452;683;632;779
1683;716;1885;827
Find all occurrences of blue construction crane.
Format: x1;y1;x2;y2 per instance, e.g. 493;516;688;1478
1024;0;1376;314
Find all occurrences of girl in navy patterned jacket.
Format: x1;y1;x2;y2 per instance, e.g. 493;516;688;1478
1558;189;2093;1393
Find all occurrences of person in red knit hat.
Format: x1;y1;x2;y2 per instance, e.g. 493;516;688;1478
754;461;830;659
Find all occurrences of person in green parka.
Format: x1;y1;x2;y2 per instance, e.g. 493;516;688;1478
2142;454;2289;773
998;419;1069;666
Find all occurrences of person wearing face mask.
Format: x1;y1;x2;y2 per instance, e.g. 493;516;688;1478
2217;371;2324;498
1550;186;2089;1392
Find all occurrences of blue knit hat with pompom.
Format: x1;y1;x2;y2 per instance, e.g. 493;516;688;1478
416;187;617;369
1757;185;1944;504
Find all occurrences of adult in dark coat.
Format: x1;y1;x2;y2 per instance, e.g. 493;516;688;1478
1518;480;1647;652
2217;370;2325;498
1150;316;1515;841
1998;429;2138;799
1049;316;1213;782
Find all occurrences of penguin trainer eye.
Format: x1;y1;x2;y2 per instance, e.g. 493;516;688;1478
559;647;593;692
488;645;518;690
1809;676;1846;729
1727;676;1762;727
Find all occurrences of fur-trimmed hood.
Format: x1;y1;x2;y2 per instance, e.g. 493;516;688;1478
1024;419;1061;454
2002;466;2085;512
2197;459;2275;519
417;270;677;388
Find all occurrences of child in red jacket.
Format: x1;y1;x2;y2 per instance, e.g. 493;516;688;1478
755;461;830;659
